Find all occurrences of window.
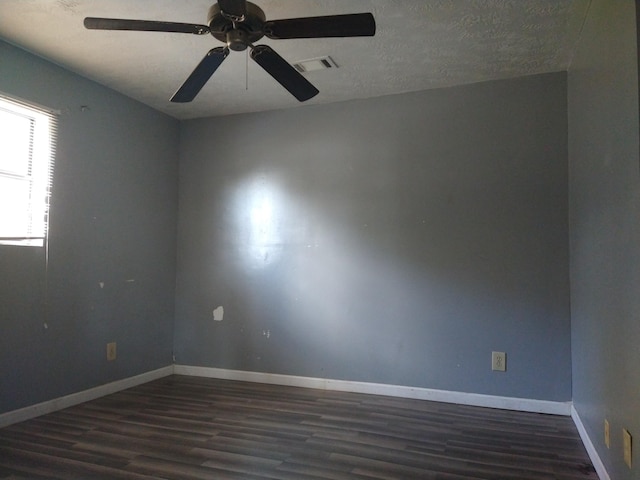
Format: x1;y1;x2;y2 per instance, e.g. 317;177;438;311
0;94;57;247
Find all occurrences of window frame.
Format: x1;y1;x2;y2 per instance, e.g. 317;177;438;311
0;93;57;247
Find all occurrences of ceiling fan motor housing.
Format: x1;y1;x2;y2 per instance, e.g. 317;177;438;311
208;2;266;50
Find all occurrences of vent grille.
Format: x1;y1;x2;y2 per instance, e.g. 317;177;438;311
293;56;338;73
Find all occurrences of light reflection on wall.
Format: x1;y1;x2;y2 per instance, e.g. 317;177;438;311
229;174;446;374
234;175;283;269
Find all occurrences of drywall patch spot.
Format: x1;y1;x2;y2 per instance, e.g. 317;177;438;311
99;282;104;289
213;306;224;322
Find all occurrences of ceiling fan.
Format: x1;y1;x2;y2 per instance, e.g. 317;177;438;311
84;0;376;103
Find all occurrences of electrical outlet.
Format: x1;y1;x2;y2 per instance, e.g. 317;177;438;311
623;429;632;468
492;351;506;372
106;342;116;361
604;419;610;448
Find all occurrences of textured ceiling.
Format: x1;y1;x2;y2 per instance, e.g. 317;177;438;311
0;0;589;120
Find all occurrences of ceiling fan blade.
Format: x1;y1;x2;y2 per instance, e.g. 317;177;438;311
217;0;247;20
171;47;229;103
264;13;375;39
250;45;319;102
84;17;209;35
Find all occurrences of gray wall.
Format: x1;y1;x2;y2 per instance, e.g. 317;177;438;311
175;72;571;401
0;40;179;413
568;1;640;478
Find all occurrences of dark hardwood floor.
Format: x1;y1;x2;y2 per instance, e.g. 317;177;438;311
0;375;597;479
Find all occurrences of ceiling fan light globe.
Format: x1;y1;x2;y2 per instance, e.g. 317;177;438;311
226;30;249;51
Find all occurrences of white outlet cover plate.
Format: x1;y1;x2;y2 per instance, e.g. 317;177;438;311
623;428;632;468
492;351;506;372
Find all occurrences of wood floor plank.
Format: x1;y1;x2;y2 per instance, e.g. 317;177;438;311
0;375;597;479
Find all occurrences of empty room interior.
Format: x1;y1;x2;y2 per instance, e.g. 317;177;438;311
0;1;638;479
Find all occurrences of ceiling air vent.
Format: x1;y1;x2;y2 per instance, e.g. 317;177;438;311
293;56;338;73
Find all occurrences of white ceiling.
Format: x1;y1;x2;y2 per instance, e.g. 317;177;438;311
0;0;589;120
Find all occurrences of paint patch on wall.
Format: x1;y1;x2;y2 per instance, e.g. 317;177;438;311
213;306;224;322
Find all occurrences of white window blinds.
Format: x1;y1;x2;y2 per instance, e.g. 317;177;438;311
0;94;57;247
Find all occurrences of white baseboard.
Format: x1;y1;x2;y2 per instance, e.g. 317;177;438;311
0;366;173;428
0;364;573;430
571;405;610;480
173;365;572;416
